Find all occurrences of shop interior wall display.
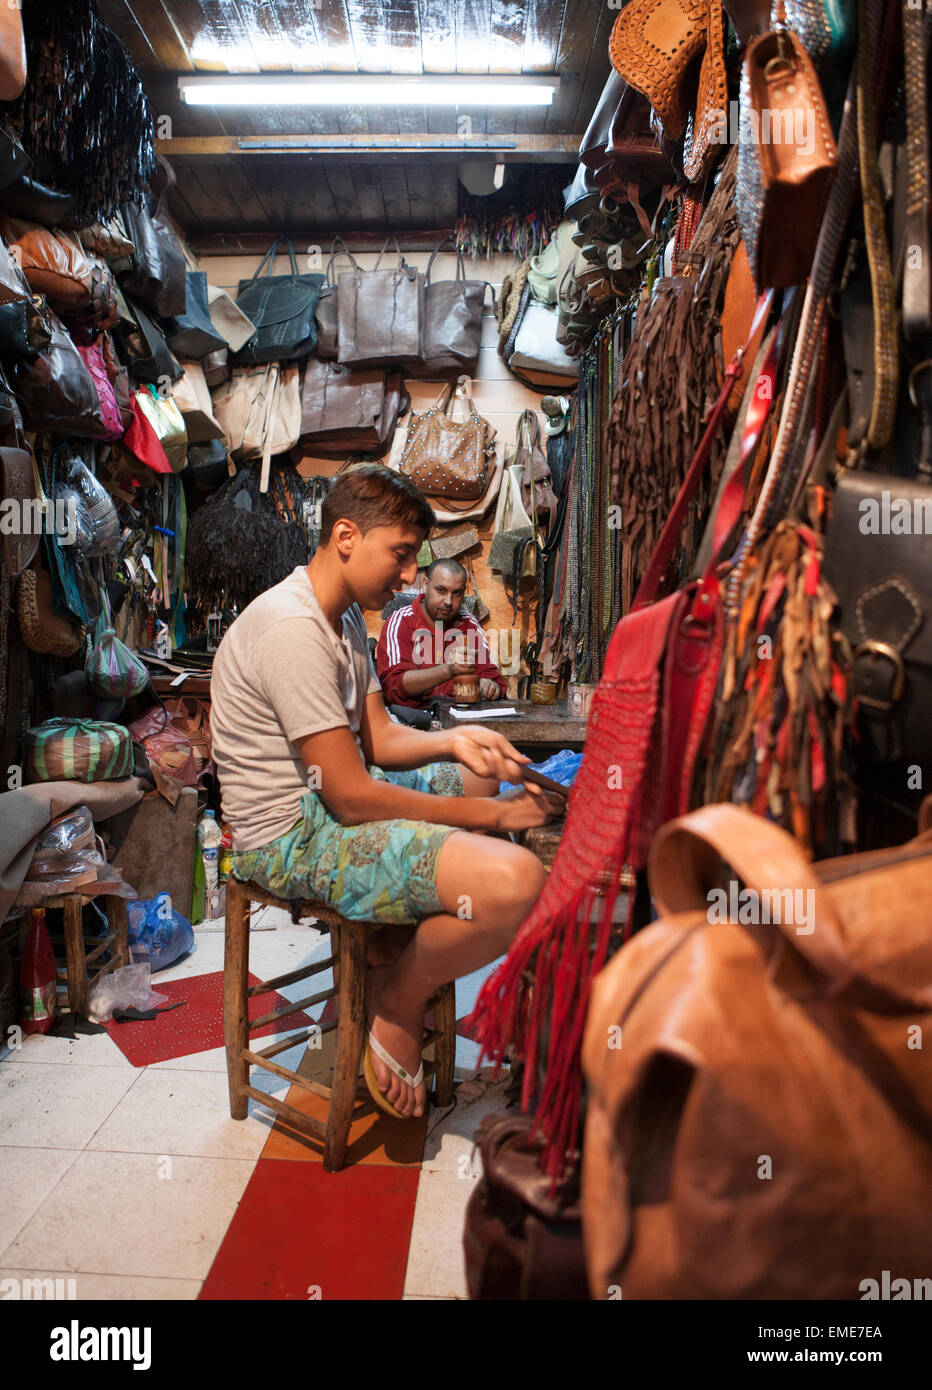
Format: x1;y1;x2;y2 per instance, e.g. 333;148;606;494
200;249;548;685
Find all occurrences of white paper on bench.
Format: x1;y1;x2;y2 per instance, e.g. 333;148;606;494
448;706;519;720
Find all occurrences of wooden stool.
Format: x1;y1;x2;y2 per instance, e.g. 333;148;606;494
42;894;131;1018
223;878;457;1172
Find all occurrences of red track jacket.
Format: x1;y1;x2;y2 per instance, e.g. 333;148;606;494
377;593;506;708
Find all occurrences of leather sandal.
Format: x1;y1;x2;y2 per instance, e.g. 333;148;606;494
363;1029;424;1120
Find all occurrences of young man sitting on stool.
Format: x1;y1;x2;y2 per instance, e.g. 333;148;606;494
210;464;560;1122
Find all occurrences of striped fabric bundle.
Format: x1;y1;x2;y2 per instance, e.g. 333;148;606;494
24;718;133;785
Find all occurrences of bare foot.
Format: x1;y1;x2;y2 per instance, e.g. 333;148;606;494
367;975;426;1118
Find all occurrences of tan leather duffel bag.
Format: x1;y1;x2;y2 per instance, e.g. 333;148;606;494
582;804;932;1300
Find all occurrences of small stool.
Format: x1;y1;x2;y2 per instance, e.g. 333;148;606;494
223;878;457;1172
42;894;131;1018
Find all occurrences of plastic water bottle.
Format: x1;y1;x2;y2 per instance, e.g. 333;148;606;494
197;810;222;893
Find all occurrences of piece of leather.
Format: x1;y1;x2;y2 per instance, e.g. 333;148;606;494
580;70;627;169
10;308;108;438
119;160;187;319
3;177;78;226
582;804;932;1300
609;0;708;141
0;219;93;312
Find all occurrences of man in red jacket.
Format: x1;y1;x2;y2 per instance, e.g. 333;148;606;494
377;558;506;708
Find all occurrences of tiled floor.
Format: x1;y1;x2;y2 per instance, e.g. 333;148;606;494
0;908;508;1301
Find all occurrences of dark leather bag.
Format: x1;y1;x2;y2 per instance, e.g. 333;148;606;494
201;346;230;388
824;468;932;772
0;370;40;578
463;1112;589;1301
314;237;355;360
0;297;52;359
233;239;325;363
582;804;932;1299
113;300;183;386
0;125;30;190
0;219;93;312
10;309;107;438
410;239;492;377
119;159;187;319
300;362;406;458
184;439;229;490
167;271;227;359
337;237;424;367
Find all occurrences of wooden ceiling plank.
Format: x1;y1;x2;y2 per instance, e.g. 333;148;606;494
457;0;491;74
431;163;460;228
96;0;161;68
490;0;528;75
544;0;591;134
572;0;615;136
324;166;359;226
219;158;280;228
168;162;220;228
417;0;457;74
377;164;412;227
181;159;247;230
160;0;259;73
350;165;387;230
122;0;196;70
517;0;567;136
165;169;208;232
343;0;393;74
403;161;443;231
303;168;340;232
241;159;296;228
312;0;359;72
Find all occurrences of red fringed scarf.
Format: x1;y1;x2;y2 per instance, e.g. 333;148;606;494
469;296;777;1181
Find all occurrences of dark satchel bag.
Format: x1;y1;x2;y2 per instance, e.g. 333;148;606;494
113;300;183;386
167;271;226;359
233;238;325;363
10;309;107;438
411;239;493;377
119;159;188;319
824;468;932;774
337;237;424;367
183;439;230;490
463;1112;589;1301
0;296;52;359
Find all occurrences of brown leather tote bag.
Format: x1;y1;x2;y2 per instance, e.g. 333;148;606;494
337;237;424;367
582;804;932;1300
10;309;107;438
398;375;496;502
0;219;93;312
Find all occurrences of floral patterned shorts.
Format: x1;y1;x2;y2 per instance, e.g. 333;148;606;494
231;762;465;925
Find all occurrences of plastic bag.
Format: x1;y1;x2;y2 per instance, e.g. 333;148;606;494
57;455;120;557
17;804;138;905
86;590;150;699
127;893;195;971
88;962;167;1022
498;748;583;794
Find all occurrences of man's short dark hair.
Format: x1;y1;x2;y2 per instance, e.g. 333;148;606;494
319;464;434;545
427;558;467;585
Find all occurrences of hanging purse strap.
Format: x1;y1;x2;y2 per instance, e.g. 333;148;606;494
325;235;359;286
250;238;282;283
372;236;416;281
259;362;280;494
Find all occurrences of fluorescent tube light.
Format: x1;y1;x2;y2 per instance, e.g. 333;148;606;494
178;74;558;107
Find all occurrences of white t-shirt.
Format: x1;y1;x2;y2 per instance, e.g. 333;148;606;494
210;566;380;850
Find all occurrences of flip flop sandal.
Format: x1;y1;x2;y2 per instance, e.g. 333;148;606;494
364;1030;424;1120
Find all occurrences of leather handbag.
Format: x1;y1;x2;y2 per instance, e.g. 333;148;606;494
201;346;230;388
314;237;355;360
167;272;226;359
737;10;838;288
824;468;932;774
66;257;121;334
101;332;133;431
3;177;78;228
337;238;424;367
184;439;229;490
609;0;709;139
212;362;301;488
508;298;580;382
582;803;932;1300
0;371;40;579
16;566;84;658
411;239;492;376
78;215;135;263
515;409;558;537
429;454;504;524
75;340;125;441
463;1112;589;1301
205;284;256;354
0;297;53;359
580;70;627;169
299;360;405;458
233;239;325;363
119;160;188;319
10;310;108;438
132;386;188;473
0;220;93;312
113;300;183;386
398;376;496;503
172;360;224;445
0;4;26;102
